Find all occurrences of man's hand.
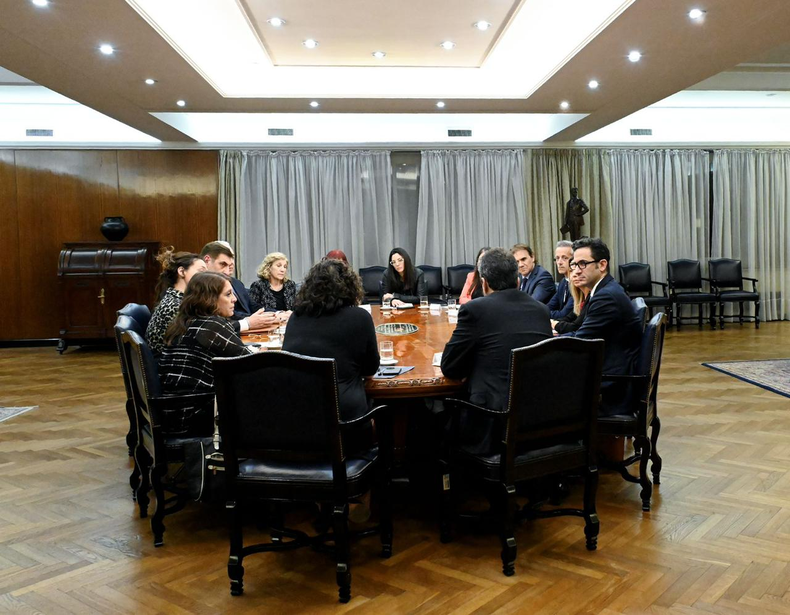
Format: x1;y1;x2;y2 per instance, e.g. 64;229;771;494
276;310;292;323
248;309;278;330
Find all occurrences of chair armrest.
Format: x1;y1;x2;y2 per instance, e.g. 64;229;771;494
445;398;507;416
743;276;759;292
339;404;387;428
743;276;758;282
601;373;649;383
150;392;215;411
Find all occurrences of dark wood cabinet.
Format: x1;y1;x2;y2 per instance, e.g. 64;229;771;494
58;242;159;352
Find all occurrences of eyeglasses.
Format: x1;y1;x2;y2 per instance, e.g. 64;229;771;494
390;258;404;266
569;259;601;271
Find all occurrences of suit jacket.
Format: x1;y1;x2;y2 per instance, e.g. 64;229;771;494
380;268;428;304
553;297;588;334
567;274;643;415
230;276;260;320
519;264;556;304
547;277;574;320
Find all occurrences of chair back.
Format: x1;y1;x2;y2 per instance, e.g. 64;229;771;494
446;264;474;296
119;303;152;331
709;258;743;290
114;314;146;399
418;265;443;296
631;297;648;331
213;351;344;477
619;262;653;294
359;266;385;302
634;313;667;424
667;259;703;290
504;337;603;462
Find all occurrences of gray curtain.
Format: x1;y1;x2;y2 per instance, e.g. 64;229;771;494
219;150;394;284
713;149;790;321
416;149;528;273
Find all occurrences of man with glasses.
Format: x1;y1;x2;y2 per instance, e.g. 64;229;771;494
565;238;642;415
546;240;574;319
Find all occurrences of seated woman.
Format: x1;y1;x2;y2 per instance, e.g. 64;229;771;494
459;247;490;305
249;252;297;320
553;267;589;335
283;259;379;425
146;247;206;357
381;247;427;308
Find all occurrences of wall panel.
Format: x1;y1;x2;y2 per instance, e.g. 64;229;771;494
0;151;20;339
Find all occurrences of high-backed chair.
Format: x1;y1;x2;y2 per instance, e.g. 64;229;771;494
597;313;666;511
439;337;604;577
619;262;672;326
121;330;215;546
446;264;474;298
632;297;648;331
709;258;760;329
358;266;385;305
667;259;717;330
119;302;152;331
213;350;393;603
418;265;444;301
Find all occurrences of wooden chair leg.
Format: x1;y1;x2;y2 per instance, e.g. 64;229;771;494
134;446;150;518
583;464;600;551
636;435;653;512
650;416;663;485
130;462;141;502
150;462;167;547
499;484;517;577
719;302;725;329
333;503;352;603
439;463;454;544
378;463;393;558
739;302;744;325
227;500;245;596
710;302;717;330
698;303;703;328
755;300;760;329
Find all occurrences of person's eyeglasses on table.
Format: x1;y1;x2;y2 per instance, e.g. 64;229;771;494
569;259;601;271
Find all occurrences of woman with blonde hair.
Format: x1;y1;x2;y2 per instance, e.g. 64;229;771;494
249;252;297;317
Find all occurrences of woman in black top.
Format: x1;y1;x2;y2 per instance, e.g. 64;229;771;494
249;251;297;318
381;247;427;308
283;259;379;423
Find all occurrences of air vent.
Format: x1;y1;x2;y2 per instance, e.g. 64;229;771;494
26;129;53;137
630;128;652;136
268;128;293;136
448;129;472;137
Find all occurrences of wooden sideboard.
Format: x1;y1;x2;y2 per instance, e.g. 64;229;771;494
57;242;160;352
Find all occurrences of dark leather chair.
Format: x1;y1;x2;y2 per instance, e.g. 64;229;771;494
598;313;666;511
667;259;717;330
619;262;672;326
439;337;604;576
418;265;444;300
358;266;385;305
709;258;760;329
446;264;474;298
213;351;393;603
632;297;648;331
121;330;215;547
119;302;152;332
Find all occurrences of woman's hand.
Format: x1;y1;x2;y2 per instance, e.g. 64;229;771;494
391;299;407;308
382;293;394;301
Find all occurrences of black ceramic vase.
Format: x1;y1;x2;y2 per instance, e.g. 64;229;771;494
100;216;129;241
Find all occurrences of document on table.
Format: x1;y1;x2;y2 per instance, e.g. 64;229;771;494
432;352;442;366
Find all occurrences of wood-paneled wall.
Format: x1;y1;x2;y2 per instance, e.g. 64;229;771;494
0;150;218;341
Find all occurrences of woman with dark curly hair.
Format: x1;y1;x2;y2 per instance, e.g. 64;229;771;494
381;247;427;308
282;259;379;422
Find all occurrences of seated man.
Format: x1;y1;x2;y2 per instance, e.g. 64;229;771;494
565;237;643;415
441;247;552;453
511;243;556;304
546;240;575;320
200;241;277;332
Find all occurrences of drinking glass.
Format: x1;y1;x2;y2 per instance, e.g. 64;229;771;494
380;341;394;362
382;296;392;309
420;295;429;310
448;311;458;325
446;297;456;310
268;333;282;346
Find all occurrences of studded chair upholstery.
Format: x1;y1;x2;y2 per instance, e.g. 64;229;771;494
439;337;604;577
667;259;717;330
619;262;672;326
121;330;215;547
119;302;152;331
597;313;666;511
213;350;393;603
709;258;760;329
358;266;385;305
418;265;444;301
446;264;475;298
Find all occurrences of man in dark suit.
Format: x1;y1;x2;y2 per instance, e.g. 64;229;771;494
566;237;643;415
200;241;276;332
441;248;552;453
546;240;575;319
511;243;556;304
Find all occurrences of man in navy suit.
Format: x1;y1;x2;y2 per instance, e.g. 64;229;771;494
200;241;276;332
511;243;556;304
566;237;642;415
546;240;574;319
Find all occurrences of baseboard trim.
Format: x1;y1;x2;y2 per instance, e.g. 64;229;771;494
0;339;61;348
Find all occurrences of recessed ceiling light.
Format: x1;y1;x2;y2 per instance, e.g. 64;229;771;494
31;0;49;7
688;8;705;20
99;44;115;55
473;21;492;31
267;17;286;27
372;51;386;59
560;101;570;110
303;39;319;49
628;50;642;62
436;101;446;108
309;101;320;108
440;41;456;50
144;78;156;85
176;100;186;107
588;79;599;89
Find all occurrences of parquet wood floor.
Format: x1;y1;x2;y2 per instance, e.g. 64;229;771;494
2;323;790;614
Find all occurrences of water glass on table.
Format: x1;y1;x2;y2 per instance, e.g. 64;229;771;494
446;297;456;311
380;340;394;362
382;296;392;309
420;295;429;310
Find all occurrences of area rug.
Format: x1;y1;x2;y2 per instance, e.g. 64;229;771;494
0;406;38;423
702;359;790;398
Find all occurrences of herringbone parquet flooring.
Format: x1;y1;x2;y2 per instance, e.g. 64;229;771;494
2;323;790;614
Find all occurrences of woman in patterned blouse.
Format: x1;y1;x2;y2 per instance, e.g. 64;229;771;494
145;248;206;357
249;252;297;319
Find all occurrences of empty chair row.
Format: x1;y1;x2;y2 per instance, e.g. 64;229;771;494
359;264;475;304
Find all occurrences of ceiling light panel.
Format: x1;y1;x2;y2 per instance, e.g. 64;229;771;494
126;0;636;99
